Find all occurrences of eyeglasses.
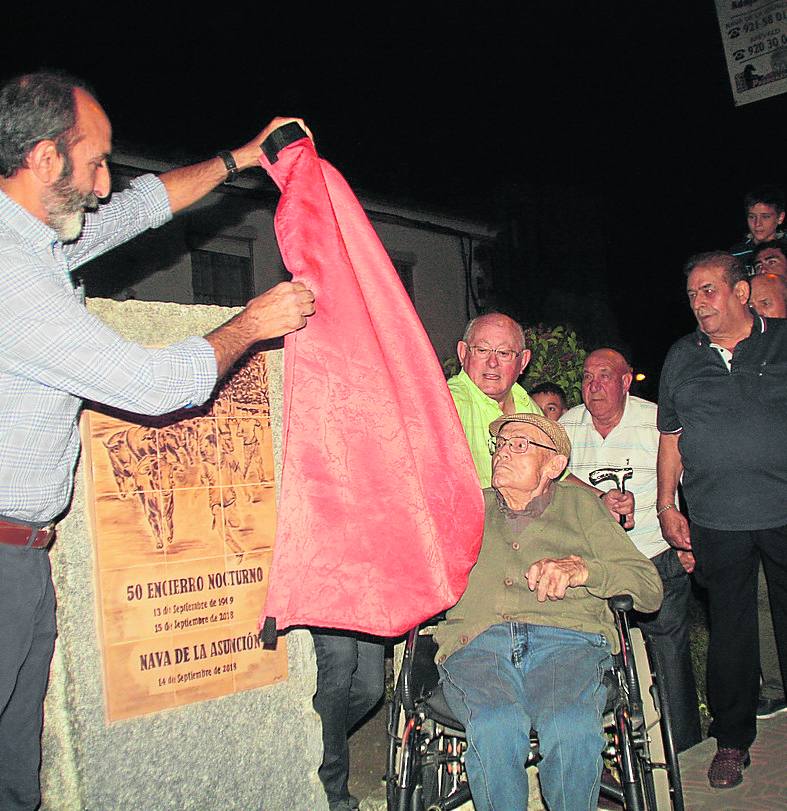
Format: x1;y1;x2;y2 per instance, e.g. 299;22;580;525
466;345;523;363
488;434;557;455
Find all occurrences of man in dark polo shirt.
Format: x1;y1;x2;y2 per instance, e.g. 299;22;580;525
656;250;787;789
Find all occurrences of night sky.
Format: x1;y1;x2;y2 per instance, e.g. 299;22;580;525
6;4;787;389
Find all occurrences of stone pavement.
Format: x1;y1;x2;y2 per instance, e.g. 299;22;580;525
678;712;787;810
351;704;787;810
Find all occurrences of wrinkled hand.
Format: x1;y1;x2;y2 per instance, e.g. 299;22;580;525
601;489;635;530
658;506;692;551
244;281;315;340
677;550;695;574
234;117;314;170
526;555;589;602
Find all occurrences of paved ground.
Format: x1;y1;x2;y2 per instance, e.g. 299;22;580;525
679;712;787;810
349;700;387;810
349;704;787;809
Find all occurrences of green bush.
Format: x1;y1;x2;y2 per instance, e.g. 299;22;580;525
442;355;461;380
519;324;587;408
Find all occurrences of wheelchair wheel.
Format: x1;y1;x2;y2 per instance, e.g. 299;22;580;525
423;727;472;811
386;685;441;811
631;630;684;811
386;682;413;811
419;732;443;810
615;700;648;811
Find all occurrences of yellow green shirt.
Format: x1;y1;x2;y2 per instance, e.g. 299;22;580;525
447;369;542;487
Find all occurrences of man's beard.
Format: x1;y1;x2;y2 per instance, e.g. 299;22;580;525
43;157;98;242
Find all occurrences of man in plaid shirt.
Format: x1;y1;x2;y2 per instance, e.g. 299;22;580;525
0;70;314;809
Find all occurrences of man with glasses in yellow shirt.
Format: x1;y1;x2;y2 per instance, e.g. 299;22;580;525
447;313;542;488
447;313;633;526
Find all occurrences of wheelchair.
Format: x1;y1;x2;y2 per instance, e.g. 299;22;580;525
386;597;684;811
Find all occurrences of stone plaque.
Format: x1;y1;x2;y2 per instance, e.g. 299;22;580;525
81;353;288;722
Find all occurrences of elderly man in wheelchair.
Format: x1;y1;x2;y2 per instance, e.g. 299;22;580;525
426;413;663;811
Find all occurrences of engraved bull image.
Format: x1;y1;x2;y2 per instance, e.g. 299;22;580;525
103;425;175;550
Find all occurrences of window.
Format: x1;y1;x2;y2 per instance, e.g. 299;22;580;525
191;249;253;307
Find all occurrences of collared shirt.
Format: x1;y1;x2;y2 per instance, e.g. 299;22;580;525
0;176;218;523
447;369;542;487
494;484;554;524
560;395;670;560
657;316;787;531
709;343;732;370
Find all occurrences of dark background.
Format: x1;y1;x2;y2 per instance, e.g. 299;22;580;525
6;3;786;397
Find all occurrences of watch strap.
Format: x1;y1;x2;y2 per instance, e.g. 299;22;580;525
217;150;238;183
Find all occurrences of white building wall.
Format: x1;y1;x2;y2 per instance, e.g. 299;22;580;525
373;220;471;365
84;155;496;365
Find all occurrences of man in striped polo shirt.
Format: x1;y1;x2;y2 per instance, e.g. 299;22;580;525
560;347;701;754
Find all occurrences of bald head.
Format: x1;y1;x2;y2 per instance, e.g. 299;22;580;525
582;348;632;431
585;348;630;375
750;273;787;318
73;87;111;140
0;73;112;239
463;313;525;348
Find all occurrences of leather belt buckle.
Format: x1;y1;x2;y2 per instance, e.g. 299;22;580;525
32;525;55;549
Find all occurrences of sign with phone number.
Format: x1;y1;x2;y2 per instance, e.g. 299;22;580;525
715;0;787;105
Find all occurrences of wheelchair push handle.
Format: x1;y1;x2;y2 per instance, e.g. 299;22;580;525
608;594;633;612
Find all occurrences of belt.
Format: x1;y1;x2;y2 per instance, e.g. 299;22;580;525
0;520;54;549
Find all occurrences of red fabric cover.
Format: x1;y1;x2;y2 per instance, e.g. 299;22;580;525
257;135;483;637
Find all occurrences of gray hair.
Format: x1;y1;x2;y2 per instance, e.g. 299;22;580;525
462;312;526;350
0;71;94;178
683;251;747;288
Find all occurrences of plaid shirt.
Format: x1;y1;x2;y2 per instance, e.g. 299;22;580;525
0;175;217;523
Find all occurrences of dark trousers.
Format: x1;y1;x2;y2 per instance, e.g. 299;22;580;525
0;545;56;811
692;523;787;749
310;630;384;807
633;548;702;753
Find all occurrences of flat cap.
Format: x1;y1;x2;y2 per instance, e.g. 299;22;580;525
488;412;571;458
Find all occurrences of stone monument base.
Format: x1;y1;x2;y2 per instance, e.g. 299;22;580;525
41;299;326;811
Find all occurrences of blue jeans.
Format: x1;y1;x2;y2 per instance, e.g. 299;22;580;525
439;622;612;811
310;630;385;808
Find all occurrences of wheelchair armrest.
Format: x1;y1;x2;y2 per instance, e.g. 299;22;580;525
422;611;447;625
608;594;633;613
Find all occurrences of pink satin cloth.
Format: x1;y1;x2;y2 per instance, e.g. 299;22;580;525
257;134;483;638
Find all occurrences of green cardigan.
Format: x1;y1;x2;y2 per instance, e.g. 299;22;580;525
434;483;663;661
